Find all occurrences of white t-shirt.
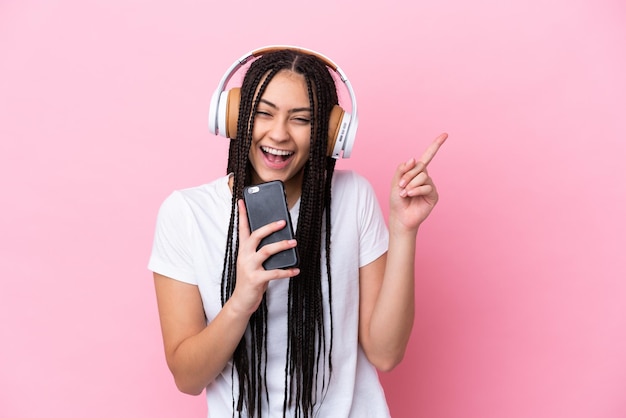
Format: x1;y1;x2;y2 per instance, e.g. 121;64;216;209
149;170;391;417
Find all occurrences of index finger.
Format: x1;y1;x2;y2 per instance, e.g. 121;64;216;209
418;132;448;166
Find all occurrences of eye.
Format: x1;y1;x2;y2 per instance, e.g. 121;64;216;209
255;110;272;118
291;112;311;124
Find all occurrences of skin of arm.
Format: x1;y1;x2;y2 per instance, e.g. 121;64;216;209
358;133;447;371
154;273;252;395
153;200;300;395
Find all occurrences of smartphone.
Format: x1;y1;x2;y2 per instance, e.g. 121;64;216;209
243;180;299;270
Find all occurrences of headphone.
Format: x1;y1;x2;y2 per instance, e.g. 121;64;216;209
208;45;358;159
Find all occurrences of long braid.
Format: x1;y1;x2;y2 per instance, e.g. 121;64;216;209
284;72;332;416
322;157;336;381
229;66;280;418
220;49;339;417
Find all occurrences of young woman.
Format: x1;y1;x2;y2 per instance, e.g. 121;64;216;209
149;47;447;418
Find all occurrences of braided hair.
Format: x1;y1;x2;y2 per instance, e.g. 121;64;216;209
220;49;339;417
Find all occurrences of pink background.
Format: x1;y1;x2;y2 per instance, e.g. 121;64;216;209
1;0;625;417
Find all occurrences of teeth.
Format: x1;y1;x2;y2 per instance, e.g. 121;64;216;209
262;146;293;156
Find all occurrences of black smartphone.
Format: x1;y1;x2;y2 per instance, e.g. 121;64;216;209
243;180;299;270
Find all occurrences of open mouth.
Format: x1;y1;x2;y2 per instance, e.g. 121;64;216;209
261;146;294;164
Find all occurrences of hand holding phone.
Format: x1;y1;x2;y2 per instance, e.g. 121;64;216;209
243;180;299;270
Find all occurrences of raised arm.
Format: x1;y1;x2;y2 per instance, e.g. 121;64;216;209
154;200;300;395
359;133;447;371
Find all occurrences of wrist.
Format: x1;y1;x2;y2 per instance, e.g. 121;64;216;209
388;216;420;239
223;294;257;320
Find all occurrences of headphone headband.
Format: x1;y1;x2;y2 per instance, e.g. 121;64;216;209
208;45;358;158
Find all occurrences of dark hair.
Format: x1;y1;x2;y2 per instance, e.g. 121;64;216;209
220;49;339;417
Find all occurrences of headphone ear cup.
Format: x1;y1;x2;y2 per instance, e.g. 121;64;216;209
217;88;241;139
225;88;240;139
327;105;345;157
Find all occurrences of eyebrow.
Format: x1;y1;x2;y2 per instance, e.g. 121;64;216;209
259;99;311;114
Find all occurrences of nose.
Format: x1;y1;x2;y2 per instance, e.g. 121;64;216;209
268;117;290;142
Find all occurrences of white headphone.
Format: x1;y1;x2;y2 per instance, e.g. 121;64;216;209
208;45;358;158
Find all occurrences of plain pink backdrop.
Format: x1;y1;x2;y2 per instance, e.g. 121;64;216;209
1;0;625;417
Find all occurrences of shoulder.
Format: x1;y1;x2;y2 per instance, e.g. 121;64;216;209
332;170;375;192
155;175;232;225
161;175;231;209
330;170;383;222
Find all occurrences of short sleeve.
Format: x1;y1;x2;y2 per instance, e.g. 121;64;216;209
148;191;198;285
355;174;389;267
